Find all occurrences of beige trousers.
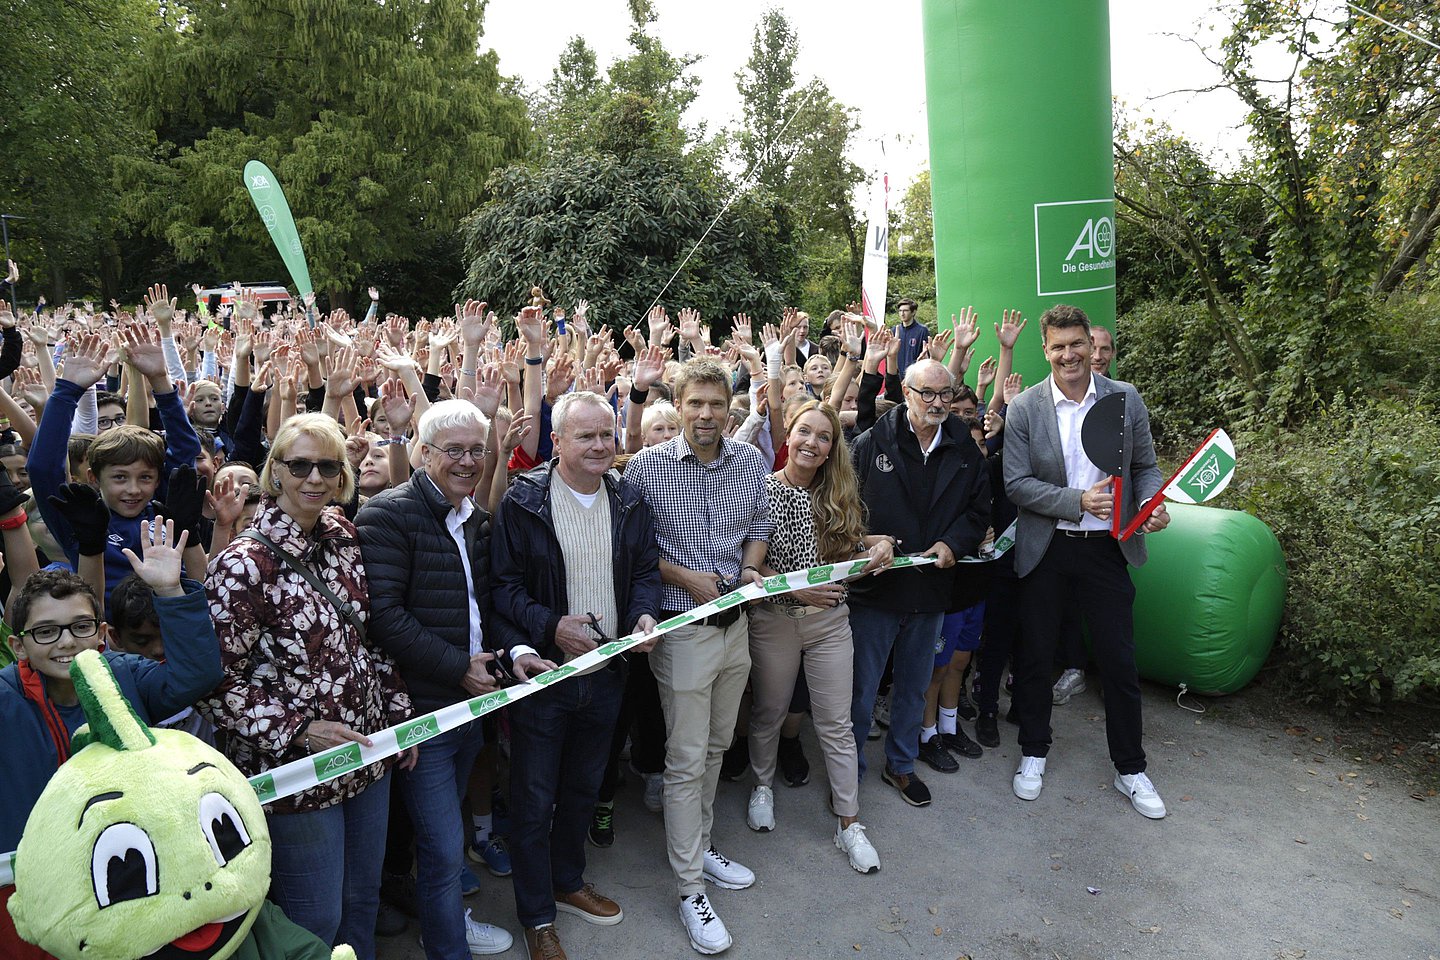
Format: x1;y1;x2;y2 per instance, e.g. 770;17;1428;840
649;613;752;896
747;603;860;818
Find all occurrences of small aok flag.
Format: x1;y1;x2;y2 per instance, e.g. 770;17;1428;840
1119;429;1235;540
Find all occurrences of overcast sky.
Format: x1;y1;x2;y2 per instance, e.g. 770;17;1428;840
481;0;1270;199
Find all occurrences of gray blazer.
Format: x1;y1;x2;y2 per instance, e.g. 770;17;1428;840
1002;374;1164;578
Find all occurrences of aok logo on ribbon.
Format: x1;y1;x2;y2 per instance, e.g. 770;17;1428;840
1033;199;1116;297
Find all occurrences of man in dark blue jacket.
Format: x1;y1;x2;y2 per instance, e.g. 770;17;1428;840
490;391;660;960
848;359;990;809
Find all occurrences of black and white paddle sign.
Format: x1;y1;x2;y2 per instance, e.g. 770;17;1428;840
1080;392;1126;537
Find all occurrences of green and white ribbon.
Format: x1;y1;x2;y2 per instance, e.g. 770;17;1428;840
0;527;1013;888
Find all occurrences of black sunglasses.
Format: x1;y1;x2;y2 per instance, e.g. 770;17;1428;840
279;458;344;479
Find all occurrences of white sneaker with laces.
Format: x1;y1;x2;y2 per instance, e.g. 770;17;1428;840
463;908;514;956
702;845;755;890
746;785;775;832
835;821;880;874
643;773;664;813
679;893;732;954
1052;668;1086;704
1012;756;1046;801
1115;771;1167;819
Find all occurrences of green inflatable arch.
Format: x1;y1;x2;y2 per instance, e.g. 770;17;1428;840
920;0;1286;692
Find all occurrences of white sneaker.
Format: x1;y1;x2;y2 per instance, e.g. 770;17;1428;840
464;908;514;956
873;693;891;728
679;893;732;954
702;845;755;890
1115;771;1167;819
643;773;664;813
1052;668;1086;705
1012;756;1046;801
746;785;775;832
835;821;880;874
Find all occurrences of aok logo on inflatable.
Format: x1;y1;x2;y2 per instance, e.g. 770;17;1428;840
1033;198;1117;297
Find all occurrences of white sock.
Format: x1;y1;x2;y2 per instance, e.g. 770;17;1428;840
472;813;492;844
921;724;939;743
939;707;958;735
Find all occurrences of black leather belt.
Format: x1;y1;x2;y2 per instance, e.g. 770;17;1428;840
661;606;744;629
1061;529;1112;539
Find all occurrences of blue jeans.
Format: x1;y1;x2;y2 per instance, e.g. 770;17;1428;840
849;605;944;778
400;722;486;960
509;667;624;927
267;772;391;960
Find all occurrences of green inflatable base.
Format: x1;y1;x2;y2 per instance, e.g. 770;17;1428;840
1130;503;1286;695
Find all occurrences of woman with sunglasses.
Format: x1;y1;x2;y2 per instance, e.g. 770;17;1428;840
201;413;412;960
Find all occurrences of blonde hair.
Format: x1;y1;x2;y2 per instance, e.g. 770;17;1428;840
785;400;867;563
642;401;681;435
260;413;357;504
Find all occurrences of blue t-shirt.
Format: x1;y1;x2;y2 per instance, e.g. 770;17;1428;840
893;321;931;379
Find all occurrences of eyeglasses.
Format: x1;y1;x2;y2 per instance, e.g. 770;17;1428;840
21;618;100;645
278;458;344;479
434;445;488;463
905;386;958;404
97;416;125;429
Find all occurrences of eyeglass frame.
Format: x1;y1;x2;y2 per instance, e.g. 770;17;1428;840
903;385;959;404
427;444;489;463
19;617;102;645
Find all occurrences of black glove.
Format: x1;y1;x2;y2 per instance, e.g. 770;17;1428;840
48;483;111;556
161;464;206;544
0;464;26;517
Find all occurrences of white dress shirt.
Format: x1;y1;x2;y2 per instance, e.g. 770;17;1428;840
426;475;486;654
1049;374;1109;532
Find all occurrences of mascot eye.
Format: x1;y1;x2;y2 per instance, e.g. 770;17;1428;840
198;792;252;866
91;822;158;908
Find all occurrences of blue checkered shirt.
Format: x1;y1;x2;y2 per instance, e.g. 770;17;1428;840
623;435;774;611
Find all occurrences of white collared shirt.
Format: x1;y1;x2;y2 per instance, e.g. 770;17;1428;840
426;475;486;654
1049;374;1109;532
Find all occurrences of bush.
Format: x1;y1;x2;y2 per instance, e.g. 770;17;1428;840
1116;298;1247;452
1233;399;1440;704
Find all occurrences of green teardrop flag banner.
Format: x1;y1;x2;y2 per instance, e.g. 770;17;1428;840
243;160;313;300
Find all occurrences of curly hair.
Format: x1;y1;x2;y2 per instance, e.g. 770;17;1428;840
785;399;867;563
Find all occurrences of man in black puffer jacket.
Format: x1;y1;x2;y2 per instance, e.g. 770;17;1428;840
356;399;514;958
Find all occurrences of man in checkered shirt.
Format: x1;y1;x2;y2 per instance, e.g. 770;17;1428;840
624;358;773;956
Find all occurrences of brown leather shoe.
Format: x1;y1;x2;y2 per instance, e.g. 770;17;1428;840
523;924;567;960
555;882;624;925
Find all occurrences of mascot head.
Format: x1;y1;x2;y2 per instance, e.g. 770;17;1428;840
9;650;270;960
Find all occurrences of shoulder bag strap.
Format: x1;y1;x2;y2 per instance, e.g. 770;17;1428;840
236;529;367;646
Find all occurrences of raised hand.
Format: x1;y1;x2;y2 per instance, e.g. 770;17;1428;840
120;324;170;382
120;518;187;597
296;326;320;368
841;318;866;358
383;314;407;348
458;300;492;346
976;356;998;395
500;339;523;384
205;472;250;532
951;306;980;351
326;345;359;395
731;313;754;346
1002;372;1024;405
0;302;14;330
677;308;702;345
234;287;261;322
472;364;505;418
516;305;546;347
546;352;576;402
380;378;416;434
345;416;371;470
5;260;17;285
60;332;117;389
646;306;674;347
375;339;418;375
996;309;1027;350
926;328;955;362
162;464;206;543
252;329;273;365
502;412;534;453
633;344;666;391
143;284;178;330
368;286;380;302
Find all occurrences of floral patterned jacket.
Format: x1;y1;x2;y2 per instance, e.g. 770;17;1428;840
201;497;411;814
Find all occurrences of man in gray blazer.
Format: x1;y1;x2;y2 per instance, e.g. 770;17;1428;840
1002;305;1172;819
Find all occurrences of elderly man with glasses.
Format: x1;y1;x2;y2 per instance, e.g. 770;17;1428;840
847;358;991;808
356;399;515;958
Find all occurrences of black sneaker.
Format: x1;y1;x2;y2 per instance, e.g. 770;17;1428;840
975;713;1000;748
957;664;978;721
380;870;419;919
720;735;750;781
881;767;932;807
376;900;407;937
588;803;615;848
941;727;983;759
778;735;810;787
918;736;960;773
1005;702;1019;725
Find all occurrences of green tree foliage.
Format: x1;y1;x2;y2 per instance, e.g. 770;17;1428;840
121;0;527;300
1116;2;1440;424
733;10;866;312
456;152;788;330
0;0;152;300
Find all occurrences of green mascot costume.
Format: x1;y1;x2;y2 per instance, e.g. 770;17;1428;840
8;650;355;960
